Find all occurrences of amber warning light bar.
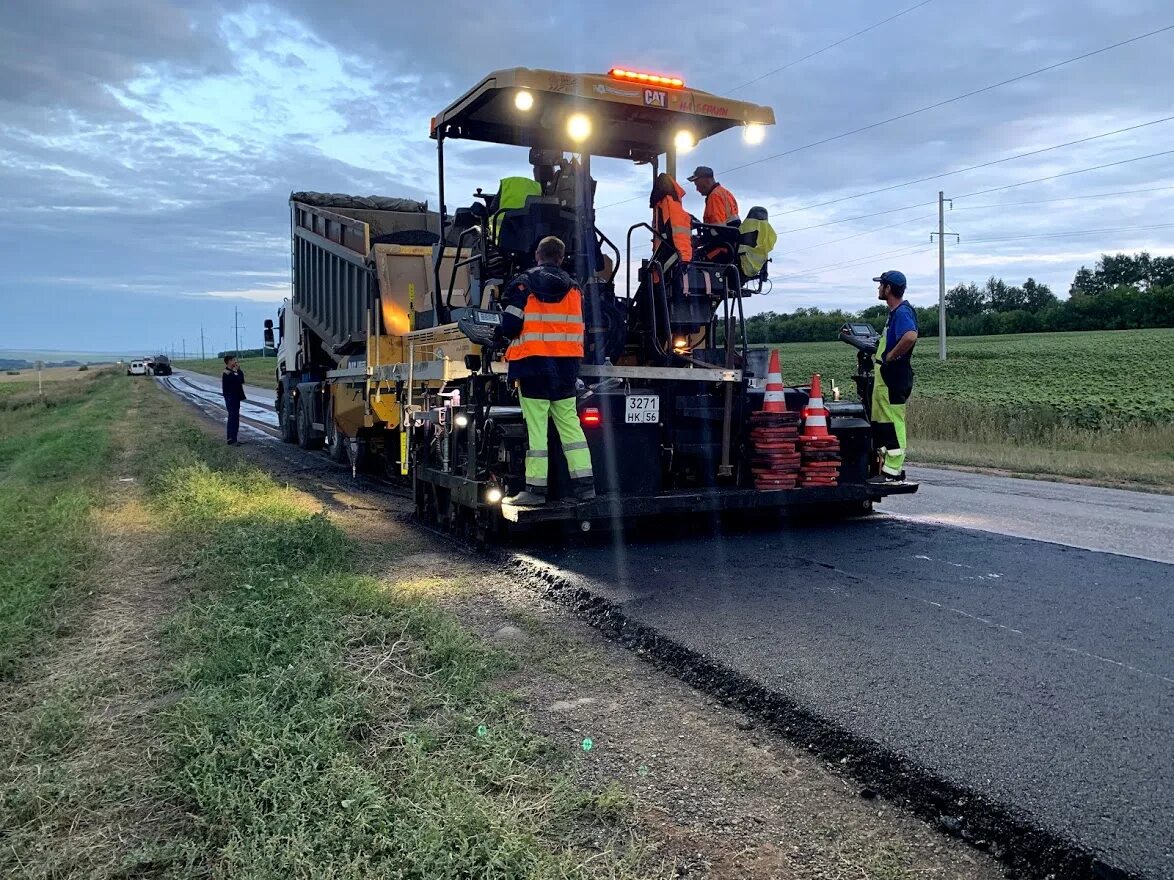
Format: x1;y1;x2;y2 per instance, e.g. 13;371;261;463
609;68;684;89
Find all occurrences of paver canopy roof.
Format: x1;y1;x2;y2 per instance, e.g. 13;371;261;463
431;67;775;161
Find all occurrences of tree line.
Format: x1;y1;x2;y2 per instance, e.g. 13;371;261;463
746;252;1174;343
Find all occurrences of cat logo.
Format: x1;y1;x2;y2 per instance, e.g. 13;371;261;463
643;89;667;108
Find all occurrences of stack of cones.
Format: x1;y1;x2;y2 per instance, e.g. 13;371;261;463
797;374;841;488
750;351;801;490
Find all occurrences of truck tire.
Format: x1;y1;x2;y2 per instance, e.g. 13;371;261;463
325;402;347;463
296;399;322;450
277;391;297;443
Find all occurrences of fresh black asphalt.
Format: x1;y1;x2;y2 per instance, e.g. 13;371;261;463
521;516;1173;878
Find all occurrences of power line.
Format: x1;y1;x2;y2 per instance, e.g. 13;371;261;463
597;23;1174;212
959;222;1174;245
774;212;937;256
795;243;933;275
781;247;937;284
949;183;1174;212
953;149;1174;200
728;0;938;93
768;115;1174;218
721;24;1174;177
778;201;937;233
776;150;1174;235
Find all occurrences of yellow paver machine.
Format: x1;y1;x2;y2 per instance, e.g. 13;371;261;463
269;66;915;539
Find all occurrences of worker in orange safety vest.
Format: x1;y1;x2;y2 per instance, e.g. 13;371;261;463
499;235;595;507
688;165;740;226
650;173;692;272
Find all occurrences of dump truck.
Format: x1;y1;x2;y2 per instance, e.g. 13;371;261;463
268;66;917;538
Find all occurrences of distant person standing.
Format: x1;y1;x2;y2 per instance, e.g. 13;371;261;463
869;270;918;482
222;355;246;445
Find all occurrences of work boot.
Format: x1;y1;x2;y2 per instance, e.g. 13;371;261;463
502;489;546;507
868;471;905;484
571;477;597;502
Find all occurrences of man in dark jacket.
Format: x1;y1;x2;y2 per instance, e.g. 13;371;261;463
498;236;594;506
221;355;247;445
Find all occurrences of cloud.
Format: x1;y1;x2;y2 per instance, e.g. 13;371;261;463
1;0;1173;350
0;0;232;115
204;283;289;302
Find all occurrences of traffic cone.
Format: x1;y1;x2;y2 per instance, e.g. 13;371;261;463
799;374;831;440
762;350;785;413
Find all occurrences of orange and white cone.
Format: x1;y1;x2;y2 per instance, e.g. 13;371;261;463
800;374;832;439
762;350;786;414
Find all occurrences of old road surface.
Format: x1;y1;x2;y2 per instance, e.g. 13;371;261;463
159;369;278;439
159;377;1173;878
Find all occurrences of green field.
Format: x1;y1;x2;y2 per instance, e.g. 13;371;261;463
773;328;1174;487
773;328;1173;427
180;356;276;382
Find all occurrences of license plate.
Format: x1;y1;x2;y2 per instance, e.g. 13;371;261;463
625;394;660;424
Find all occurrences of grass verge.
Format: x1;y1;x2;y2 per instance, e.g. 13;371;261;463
0;371;126;676
909;399;1174;488
133;393;650;876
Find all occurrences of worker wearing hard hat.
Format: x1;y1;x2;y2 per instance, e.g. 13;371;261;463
688;165;740;226
869;270;918;483
499;236;595;506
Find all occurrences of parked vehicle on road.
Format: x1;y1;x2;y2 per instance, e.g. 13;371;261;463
127;360;147;376
152;355;172;376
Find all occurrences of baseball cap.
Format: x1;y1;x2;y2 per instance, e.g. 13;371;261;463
872;270;907;287
686;165;715;181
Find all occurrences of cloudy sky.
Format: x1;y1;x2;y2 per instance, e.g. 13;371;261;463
2;0;1171;353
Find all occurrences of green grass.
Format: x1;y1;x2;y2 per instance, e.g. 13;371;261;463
770;328;1174;487
181;355;276;382
0;372;126;676
129;405;649;877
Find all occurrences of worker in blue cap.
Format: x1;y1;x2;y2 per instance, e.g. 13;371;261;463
870;270;918;482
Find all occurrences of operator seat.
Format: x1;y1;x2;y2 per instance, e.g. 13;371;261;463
738;206;777;288
495;198;578;260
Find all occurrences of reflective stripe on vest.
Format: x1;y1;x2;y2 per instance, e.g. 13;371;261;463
504;287;585;361
655;197;693;262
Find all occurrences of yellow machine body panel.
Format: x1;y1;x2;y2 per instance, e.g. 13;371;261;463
373;243;476;333
331;383;368;438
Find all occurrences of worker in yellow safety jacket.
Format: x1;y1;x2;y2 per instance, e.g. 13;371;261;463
499;236;595;506
869;270;918;483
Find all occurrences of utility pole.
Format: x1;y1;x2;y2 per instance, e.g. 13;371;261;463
182;338;186;361
233;308;241;355
200;326;206;361
930;191;959;361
